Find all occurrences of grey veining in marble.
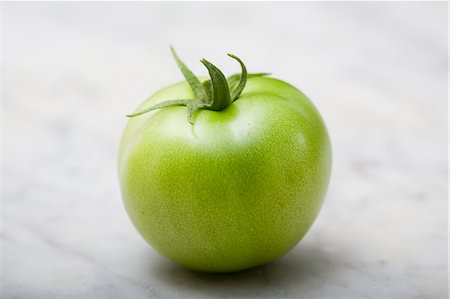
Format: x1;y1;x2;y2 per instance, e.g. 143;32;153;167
2;2;448;299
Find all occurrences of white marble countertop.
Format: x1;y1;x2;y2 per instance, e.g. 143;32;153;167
2;2;448;299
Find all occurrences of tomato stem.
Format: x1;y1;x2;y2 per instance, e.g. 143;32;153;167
200;58;232;111
127;48;268;124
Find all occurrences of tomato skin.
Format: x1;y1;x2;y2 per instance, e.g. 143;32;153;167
119;76;332;273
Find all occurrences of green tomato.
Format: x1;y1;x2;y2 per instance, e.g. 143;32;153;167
118;49;332;273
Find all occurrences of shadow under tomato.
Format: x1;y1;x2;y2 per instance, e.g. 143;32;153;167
149;241;344;298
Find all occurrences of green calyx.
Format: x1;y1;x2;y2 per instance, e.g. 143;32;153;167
127;47;269;124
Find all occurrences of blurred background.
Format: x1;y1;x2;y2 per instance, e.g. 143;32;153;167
2;2;448;298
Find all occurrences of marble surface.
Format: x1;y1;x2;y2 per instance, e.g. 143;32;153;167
2;2;448;299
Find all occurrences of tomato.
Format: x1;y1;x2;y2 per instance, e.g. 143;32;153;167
118;48;332;273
